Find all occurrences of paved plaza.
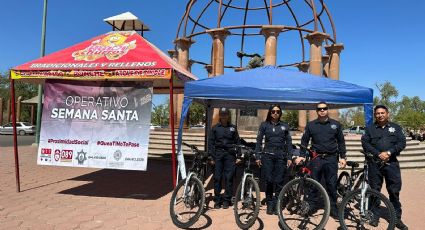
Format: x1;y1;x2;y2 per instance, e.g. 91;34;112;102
1;146;424;229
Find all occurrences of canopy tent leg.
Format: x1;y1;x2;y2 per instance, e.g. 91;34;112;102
10;78;21;192
169;77;177;188
176;97;193;184
364;103;373;126
204;101;213;158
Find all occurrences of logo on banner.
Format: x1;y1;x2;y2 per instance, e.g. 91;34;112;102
40;148;52;162
72;32;136;61
113;150;122;161
75;150;87;165
53;149;73;162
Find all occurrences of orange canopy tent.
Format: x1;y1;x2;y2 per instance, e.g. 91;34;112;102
10;31;197;191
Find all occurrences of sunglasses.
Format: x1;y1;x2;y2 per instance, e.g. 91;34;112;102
316;107;328;111
271;110;281;114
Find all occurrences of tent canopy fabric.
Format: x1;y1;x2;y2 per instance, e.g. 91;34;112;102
11;31;196;93
183;66;373;110
176;66;374;180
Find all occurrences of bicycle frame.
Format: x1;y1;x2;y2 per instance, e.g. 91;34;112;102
179;143;207;203
239;149;255;200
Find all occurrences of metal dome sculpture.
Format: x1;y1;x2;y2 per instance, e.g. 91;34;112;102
171;0;345;131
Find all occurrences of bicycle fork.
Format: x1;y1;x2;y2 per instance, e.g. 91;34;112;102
240;172;254;200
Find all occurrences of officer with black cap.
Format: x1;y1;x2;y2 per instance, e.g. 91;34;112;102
295;101;347;219
362;105;408;229
208;108;241;209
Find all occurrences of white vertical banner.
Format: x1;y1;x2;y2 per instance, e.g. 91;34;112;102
37;80;153;171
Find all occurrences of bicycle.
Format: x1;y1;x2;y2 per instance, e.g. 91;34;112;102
337;160;364;202
338;151;396;230
233;143;261;229
169;142;208;228
276;144;330;230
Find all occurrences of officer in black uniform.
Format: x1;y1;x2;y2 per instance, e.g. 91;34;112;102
361;105;408;229
295;102;347;218
208;108;241;209
255;104;293;215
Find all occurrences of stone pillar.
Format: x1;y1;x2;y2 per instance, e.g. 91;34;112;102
325;43;344;120
174;38;195;128
205;64;213;77
257;26;285;120
16;96;22;122
297;62;310;132
207;28;229;76
0;98;3;125
207;28;230;125
322;55;330;77
305;32;329;121
261;25;284;66
167;49;178;62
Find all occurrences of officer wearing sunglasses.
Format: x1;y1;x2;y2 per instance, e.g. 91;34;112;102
294;101;347;219
255;104;293;215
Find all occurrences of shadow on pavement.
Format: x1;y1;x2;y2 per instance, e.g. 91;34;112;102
59;159;173;200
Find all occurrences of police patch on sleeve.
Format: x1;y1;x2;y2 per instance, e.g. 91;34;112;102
331;124;337;129
230;127;235;132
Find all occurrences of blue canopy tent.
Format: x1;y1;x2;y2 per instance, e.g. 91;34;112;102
176;66;373;181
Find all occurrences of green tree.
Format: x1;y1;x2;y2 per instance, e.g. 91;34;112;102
374;81;398;113
188;102;205;125
1;72;38;123
151;102;169;126
396;109;425;131
281;110;298;129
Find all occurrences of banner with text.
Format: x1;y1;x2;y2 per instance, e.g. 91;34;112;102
37;80;152;171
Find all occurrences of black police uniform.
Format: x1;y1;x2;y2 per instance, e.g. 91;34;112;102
361;121;406;220
255;121;293;210
208;122;240;204
300;118;346;215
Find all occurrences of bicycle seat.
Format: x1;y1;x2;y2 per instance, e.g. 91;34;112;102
346;161;359;167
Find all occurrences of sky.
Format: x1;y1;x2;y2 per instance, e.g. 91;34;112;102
0;0;424;106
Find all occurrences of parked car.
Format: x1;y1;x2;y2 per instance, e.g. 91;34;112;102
189;124;205;129
0;122;36;135
149;124;162;130
347;126;365;135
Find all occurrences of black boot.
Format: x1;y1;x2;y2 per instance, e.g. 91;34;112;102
396;219;408;230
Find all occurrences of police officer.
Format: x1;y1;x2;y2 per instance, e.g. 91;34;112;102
295;102;347;218
255;104;293;215
361;105;408;229
208;108;241;209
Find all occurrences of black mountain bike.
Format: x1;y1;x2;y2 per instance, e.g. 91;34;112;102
276;144;330;230
337;160;364;202
338;152;396;230
233;143;261;229
170;142;208;228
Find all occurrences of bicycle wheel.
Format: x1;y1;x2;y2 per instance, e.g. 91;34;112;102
170;176;205;228
233;176;261;229
338;188;396;230
277;178;330;230
337;171;351;202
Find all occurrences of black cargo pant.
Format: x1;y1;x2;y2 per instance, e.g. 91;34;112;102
262;153;287;207
213;150;236;203
309;155;338;213
368;160;402;219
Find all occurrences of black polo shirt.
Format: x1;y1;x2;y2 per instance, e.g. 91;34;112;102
361;121;406;161
301;118;346;158
208;122;240;159
255;121;293;156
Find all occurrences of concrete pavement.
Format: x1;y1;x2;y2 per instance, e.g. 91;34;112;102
1;146;424;229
